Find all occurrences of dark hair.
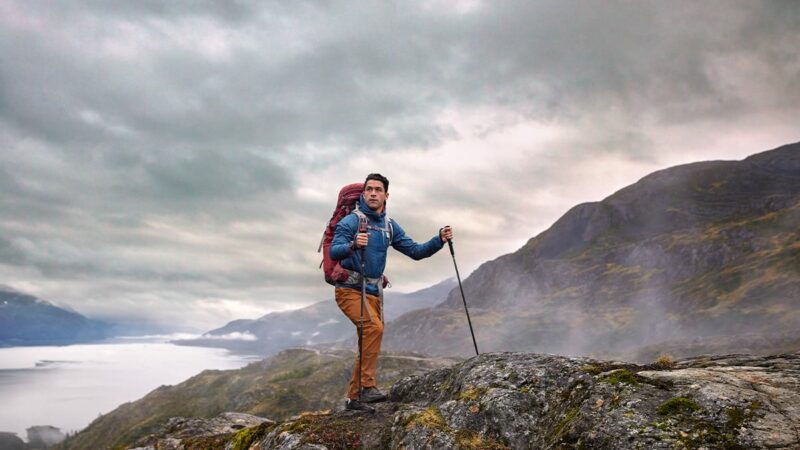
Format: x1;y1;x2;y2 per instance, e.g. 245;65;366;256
364;173;389;192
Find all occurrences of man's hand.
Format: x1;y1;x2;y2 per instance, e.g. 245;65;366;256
440;226;453;243
355;232;369;249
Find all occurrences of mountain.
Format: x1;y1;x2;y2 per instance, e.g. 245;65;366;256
54;347;459;450
91;350;800;450
385;143;800;361
0;287;112;347
172;278;456;356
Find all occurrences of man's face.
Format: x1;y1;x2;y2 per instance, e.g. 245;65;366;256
364;179;388;212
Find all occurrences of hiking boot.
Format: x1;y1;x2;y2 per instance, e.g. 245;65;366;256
359;386;387;403
345;398;375;413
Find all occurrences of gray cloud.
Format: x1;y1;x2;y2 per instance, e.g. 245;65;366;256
1;0;798;331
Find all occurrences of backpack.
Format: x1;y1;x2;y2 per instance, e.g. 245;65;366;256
318;182;392;287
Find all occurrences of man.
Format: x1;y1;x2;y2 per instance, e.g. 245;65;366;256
330;173;453;412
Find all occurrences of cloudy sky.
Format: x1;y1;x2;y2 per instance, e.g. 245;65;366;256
1;1;798;332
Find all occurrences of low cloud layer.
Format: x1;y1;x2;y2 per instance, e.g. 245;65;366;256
1;1;798;332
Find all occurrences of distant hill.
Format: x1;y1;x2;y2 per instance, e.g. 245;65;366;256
385;142;800;361
173;278;456;356
0;287;112;347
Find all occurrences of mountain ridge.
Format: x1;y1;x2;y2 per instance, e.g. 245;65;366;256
172;277;457;356
0;287;112;347
384;142;800;360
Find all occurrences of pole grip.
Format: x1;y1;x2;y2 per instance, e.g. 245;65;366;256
443;225;454;256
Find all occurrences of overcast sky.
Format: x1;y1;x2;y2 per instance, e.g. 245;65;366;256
1;1;798;333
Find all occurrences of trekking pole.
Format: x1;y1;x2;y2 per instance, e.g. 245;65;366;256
358;229;368;403
445;227;479;356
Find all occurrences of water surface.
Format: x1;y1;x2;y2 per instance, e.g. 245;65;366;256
0;337;260;441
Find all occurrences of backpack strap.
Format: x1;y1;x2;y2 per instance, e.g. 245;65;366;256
353;209;369;234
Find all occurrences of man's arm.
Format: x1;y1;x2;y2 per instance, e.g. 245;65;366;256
330;215;358;261
390;220;445;260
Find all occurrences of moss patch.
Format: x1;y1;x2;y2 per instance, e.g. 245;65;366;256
229;422;275;450
600;369;640;386
657;397;703;416
549;406;581;444
457;386;487;402
404;408;509;449
454;429;510;450
579;364;602;375
406;406;448;431
180;433;233;450
645;397;762;449
726;400;762;429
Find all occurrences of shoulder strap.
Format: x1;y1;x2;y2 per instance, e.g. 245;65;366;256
353;209;368;233
354;209;393;243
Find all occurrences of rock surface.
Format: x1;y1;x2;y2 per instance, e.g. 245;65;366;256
124;350;800;449
128;412;274;450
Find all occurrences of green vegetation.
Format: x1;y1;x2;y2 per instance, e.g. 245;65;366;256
549;406;581;444
579;364;602;375
457;386;487;402
647;397;760;449
268;366;314;382
403;406;509;449
179;433;233;449
455;429;510;450
726;400;762;429
406;406;447;430
600;369;639;386
657;397;703;416
230;422;276;450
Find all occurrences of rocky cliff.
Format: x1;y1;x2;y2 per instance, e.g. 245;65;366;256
121;350;800;449
384;143;800;361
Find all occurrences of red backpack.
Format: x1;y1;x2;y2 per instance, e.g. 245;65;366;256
318;183;365;285
318;182;391;287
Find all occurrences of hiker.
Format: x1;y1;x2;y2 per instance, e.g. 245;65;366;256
329;173;453;412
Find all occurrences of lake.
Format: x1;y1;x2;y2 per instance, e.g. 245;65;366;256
0;336;261;443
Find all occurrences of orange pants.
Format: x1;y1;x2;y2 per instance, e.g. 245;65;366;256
335;287;384;400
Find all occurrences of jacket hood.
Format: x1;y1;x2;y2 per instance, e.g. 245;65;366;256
358;194;386;220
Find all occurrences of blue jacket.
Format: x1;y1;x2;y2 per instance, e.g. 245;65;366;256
330;196;444;295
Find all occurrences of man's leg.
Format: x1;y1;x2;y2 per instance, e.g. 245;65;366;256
335;287;384;400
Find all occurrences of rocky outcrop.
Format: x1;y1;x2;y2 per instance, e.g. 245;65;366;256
128;413;274;450
125;350;800;449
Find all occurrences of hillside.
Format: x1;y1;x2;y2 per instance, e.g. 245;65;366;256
118;350;800;449
54;347;459;450
384;143;800;361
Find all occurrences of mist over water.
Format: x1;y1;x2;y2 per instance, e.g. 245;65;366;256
0;338;259;442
